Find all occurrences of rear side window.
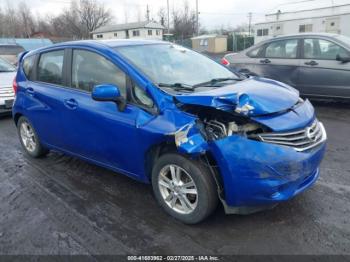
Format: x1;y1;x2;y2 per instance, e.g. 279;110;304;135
265;39;298;59
303;38;348;60
37;50;64;85
71;50;127;97
22;55;35;80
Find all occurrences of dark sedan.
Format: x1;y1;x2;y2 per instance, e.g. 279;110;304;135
222;33;350;100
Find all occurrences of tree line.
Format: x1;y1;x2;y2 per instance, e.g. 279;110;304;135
0;0;202;41
0;0;112;39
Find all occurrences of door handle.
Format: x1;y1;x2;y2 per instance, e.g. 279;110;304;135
64;98;78;109
26;87;35;96
260;58;271;64
305;60;318;66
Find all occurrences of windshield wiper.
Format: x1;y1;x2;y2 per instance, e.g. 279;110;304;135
158;82;195;91
193;77;243;88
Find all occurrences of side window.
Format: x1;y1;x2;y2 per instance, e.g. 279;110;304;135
22;55;35;80
72;49;127;97
37;50;64;85
265;39;298;59
247;47;261;58
304;38;348;60
133;85;154;108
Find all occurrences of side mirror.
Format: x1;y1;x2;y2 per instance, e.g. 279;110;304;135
336;54;350;63
92;84;126;111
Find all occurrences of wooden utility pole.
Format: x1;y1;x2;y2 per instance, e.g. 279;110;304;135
248;12;252;36
167;0;170;33
146;4;150;21
196;0;199;35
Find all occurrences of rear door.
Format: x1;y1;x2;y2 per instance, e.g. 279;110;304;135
254;38;301;87
297;37;350;98
227;45;263;76
23;49;69;148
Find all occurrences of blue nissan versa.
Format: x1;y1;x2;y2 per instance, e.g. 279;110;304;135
13;40;327;224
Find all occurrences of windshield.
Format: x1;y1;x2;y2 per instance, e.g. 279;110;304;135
0;57;16;72
115;44;238;87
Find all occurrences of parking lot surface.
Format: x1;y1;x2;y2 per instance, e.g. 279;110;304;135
0;101;349;256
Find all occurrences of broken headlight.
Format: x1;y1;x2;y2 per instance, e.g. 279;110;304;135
204;119;262;141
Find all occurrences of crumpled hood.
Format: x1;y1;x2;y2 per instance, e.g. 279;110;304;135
174;77;300;116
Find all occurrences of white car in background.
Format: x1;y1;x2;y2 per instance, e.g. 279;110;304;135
0;57;16;115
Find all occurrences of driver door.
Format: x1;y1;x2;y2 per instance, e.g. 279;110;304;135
60;48;154;178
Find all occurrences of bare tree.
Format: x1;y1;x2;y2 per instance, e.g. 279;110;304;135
50;0;113;39
78;0;112;38
171;1;197;40
157;7;167;27
18;2;36;38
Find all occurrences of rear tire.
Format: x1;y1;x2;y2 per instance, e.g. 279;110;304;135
152;153;218;224
17;116;49;158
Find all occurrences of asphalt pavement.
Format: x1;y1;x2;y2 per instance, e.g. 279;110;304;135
0;101;349;256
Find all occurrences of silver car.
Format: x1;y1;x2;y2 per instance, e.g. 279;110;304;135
223;33;350;100
0;57;16;115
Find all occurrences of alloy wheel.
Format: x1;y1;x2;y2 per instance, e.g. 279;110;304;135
158;164;198;214
20;121;37;153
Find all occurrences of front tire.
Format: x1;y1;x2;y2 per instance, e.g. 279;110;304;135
152;153;218;224
17;116;49;158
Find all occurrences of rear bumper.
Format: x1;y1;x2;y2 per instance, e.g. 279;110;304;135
0;105;12;115
209;132;326;212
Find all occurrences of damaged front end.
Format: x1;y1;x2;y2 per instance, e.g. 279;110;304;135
168;91;327;214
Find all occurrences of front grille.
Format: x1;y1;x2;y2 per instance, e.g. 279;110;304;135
257;119;326;152
0;87;14;98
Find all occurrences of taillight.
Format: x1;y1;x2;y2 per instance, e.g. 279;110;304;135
13;77;18;94
220;57;230;66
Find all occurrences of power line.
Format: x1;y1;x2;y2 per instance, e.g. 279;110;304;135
200;12;266;15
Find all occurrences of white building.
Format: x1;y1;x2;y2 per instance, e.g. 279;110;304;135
91;21;164;40
254;2;350;43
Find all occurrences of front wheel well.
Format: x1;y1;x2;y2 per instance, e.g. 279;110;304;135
145;143;224;197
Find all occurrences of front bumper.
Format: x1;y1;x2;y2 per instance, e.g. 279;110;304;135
209;127;326;213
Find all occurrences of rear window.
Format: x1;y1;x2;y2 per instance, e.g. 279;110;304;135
23;55;35;80
37;50;64;85
0;57;15;72
0;45;25;55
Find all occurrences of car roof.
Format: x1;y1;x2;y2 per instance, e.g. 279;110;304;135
49;39;166;48
0;44;24;47
257;33;342;46
273;33;338;39
26;39;169;56
253;33;350;49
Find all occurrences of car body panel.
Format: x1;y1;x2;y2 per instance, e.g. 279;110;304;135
298;58;350;98
252;99;315;132
225;33;350;100
210;135;326;207
174;77;299;116
13;40;327;212
0;70;16;114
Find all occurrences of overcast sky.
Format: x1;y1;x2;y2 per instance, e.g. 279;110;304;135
1;0;350;29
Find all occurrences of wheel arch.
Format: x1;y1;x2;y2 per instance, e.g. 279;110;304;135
13;113;23;126
144;142;224;199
